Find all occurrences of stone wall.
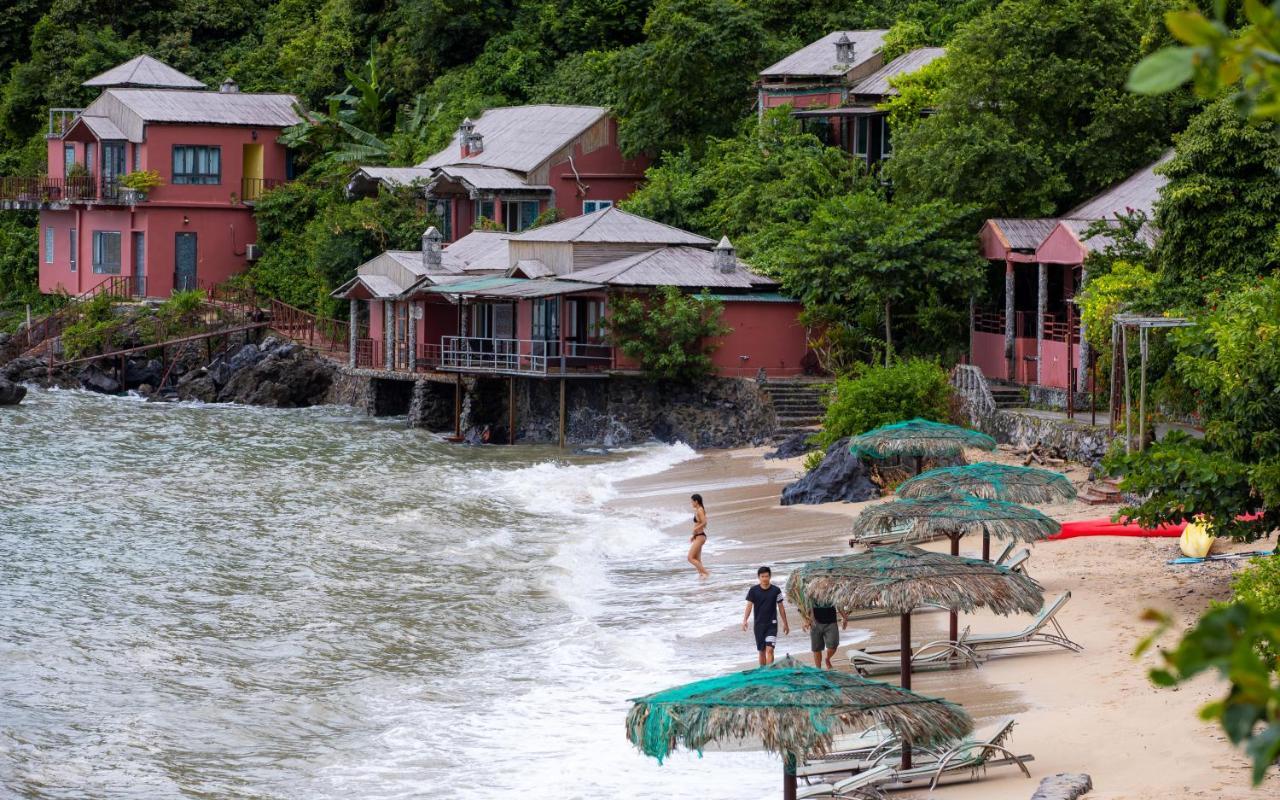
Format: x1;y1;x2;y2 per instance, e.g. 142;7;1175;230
978;409;1114;466
415;375;776;448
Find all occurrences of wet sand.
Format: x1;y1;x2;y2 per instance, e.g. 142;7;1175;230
611;445;1279;799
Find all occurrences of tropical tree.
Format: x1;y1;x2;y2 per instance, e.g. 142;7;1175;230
606;287;729;382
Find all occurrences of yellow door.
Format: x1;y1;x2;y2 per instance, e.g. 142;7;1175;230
242;144;264;201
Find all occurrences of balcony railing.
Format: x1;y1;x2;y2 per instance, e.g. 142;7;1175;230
974;308;1079;343
241;177;284;203
438;336;613;376
0;176;136;208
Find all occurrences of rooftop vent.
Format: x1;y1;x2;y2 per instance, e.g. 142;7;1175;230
219;78;240;93
834;33;856;66
715;236;736;274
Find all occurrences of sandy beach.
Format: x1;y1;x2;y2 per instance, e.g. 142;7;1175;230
611;444;1279;799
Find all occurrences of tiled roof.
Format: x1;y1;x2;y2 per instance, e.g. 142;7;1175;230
760;30;888;78
510;207;714;245
988;218;1059;250
420;105;608;174
1065;150;1174;220
82;55;205;89
96;88;301;127
852;48;946;96
568;246;778;289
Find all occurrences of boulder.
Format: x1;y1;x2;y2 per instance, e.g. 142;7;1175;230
764;431;816;460
216;351;335;407
780;437;881;505
1031;773;1092;800
79;365;121;395
226;343;264;374
0;377;25;405
123;357;163;389
175;370;217;403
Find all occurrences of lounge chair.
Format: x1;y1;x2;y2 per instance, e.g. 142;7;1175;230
797;764;894;799
847;592;1080;675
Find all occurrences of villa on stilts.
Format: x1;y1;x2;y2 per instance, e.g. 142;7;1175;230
970;151;1171;404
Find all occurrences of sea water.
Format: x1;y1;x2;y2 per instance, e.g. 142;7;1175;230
0;389;776;798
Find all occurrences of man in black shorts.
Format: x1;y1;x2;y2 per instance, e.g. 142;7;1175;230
742;566;789;665
802;603;848;669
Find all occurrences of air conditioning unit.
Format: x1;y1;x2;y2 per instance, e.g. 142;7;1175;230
245;243;262;262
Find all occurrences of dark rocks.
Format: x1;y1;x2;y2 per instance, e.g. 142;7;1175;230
78;365;121;395
765;431;816;460
212;349;335;407
123;357;163;389
226;343;266;374
780;437;881;505
0;377;25;405
174;371;218;403
408;379;454;429
1031;773;1092;800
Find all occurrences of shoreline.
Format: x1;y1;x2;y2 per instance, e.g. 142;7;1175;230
610;443;1278;799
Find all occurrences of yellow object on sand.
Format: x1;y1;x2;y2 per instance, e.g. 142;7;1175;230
1180;520;1216;559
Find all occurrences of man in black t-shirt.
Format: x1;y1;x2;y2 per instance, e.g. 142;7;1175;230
802;603;848;669
741;566;790;665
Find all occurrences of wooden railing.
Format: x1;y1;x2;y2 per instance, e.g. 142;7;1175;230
268;299;363;354
20;276;138;355
974;308;1078;343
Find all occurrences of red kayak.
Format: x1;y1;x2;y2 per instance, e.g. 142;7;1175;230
1050;518;1185;540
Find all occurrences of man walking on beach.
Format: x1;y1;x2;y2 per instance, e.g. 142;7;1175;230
803;603;848;669
742;566;789;665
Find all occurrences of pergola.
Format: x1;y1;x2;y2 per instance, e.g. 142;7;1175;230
1110;312;1193;453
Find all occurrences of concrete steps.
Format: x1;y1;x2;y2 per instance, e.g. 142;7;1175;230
760;380;831;441
988;382;1028;409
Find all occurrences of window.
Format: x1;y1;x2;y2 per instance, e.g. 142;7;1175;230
433;198;453;242
475;199;495;222
582;200;613;214
92;231;122;274
132;232;145;294
63;145;75;174
880;117;893;159
502;200;540;232
85;144;95;176
132;143;141;171
531;298;560;341
44;227;54;264
69;229;77;273
852;116;870;158
172;145;221;185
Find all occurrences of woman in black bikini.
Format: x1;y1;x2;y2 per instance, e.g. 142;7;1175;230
688;493;709;577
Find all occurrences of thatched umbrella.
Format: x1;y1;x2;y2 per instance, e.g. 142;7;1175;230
626;655;972;800
898;463;1076;505
849;497;1059;640
848;418;997;476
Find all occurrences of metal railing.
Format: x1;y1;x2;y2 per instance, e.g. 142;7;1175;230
48;108;83;137
241;177;284;203
0;176;135;207
438;336;613;376
267;299;362;354
355;338;382;369
974;308;1078;343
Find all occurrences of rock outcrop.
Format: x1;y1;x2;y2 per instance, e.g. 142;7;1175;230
173;337;336;407
765;430;817;460
1030;773;1092;800
780;437;881;505
0;377;25;405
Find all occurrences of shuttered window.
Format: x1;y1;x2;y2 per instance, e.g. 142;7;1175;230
172;145;221;185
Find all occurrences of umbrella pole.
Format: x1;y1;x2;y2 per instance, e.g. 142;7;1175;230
900;612;913;770
949;534;960;645
784;752;797;800
982;530;991;562
914;455;922;476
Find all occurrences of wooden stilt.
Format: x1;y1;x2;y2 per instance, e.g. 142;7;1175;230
982;531;991;562
453;374;462;438
508;377;516;445
783;753;797;800
900;612;912;769
558;378;566;449
949;534;960;645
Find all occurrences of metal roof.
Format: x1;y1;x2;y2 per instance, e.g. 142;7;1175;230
567;246;778;289
760;30;888;78
852;48;946;96
701;292;798;303
510;207;714;245
440;230;510;273
1057;218;1159;254
430;165;550;192
73;115;128;141
1065;150;1173;220
791;105;882;118
461;278;603;299
93;88;301;127
352;166;434;187
82;55;206;89
330;274;404;300
420;105;609;174
510;259;554;278
988;218;1059;250
421;276;525;295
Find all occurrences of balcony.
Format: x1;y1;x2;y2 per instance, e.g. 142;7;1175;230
241;177;284;205
438;336;613;377
0;176;138;209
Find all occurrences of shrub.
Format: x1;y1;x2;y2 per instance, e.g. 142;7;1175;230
802;449;825;473
60;292;122;359
1233;556;1280;617
119;170;163;191
815;359;955;448
606;286;730;382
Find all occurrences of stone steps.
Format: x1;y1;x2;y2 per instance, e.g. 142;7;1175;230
759;381;831;442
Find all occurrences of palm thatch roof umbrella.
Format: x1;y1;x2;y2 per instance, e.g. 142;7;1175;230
849;497;1059;641
848;418;997;476
897;463;1076;559
626;655;972;800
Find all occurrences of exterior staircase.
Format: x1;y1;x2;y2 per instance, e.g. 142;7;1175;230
761;380;831;441
988;381;1029;409
1079;478;1123;505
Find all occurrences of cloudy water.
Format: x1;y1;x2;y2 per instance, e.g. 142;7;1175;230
0;389;777;799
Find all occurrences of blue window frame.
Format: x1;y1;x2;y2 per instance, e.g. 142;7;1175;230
92;231;122;274
172;145;221;185
582;200;613;214
475;199;495;222
63;145;75;174
44;227;54;264
502;200;539;232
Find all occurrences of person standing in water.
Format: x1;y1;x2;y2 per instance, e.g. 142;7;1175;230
688;493;709;577
742;566;789;664
802;603;848;669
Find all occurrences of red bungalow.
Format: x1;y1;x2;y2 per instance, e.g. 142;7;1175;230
347;105;650;242
332;208;811;380
971;151;1171;393
758;31;945;168
0;55;299;298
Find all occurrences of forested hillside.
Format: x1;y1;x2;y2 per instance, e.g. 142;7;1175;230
0;0;1219;361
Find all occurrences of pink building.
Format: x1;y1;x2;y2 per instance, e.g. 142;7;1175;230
332;208;811;381
758;31;944;168
971;151;1171;392
0;55;299;298
347;105;650;242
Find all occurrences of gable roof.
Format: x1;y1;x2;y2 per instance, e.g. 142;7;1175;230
986;218;1059;251
1065;150;1173;220
419;105;609;174
438;230;510;273
510;207;714;245
349;166;434;189
82;55;206;89
568;246;778;290
427;165;552;193
69;115;129;141
88;88;301;128
760;30;888;79
852;47;946;96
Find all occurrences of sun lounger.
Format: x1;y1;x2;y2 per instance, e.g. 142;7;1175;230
797;764;894;799
847;592;1080;675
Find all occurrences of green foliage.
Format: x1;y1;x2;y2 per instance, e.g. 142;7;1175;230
1233;556;1280;618
60;292;122;360
1139;601;1280;785
0;213;39;316
605;286;730;382
802;448;825;473
886;0;1184;219
119;170;163;191
1106;275;1280;542
1152;98;1280;305
815;359;954;448
1078;259;1159;351
614;0;771;155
